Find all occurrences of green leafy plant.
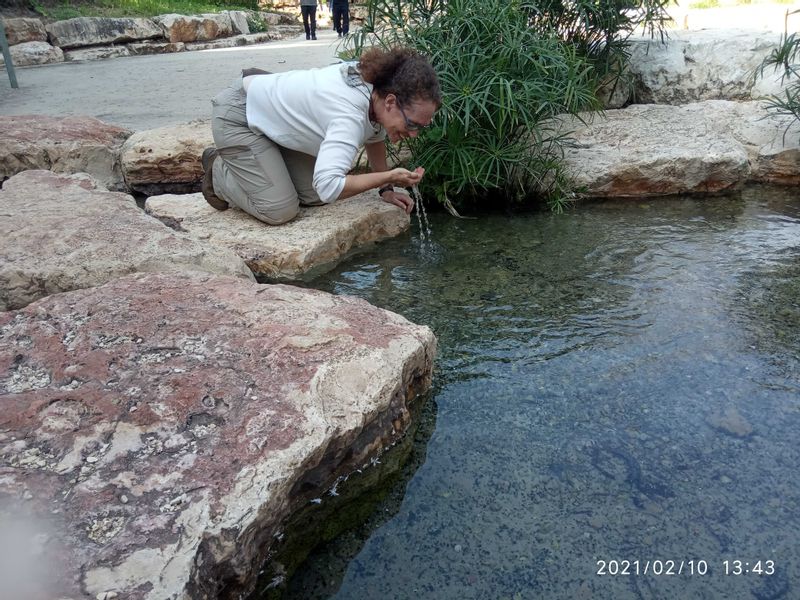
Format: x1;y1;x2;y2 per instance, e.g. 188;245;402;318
246;14;269;32
755;10;800;140
347;0;669;212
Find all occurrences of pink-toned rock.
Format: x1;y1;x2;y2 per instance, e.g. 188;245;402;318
154;13;233;43
0;271;436;600
120;120;212;195
0;170;254;311
0;115;131;191
1;17;47;45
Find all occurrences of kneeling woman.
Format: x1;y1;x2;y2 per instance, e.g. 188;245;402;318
203;47;441;224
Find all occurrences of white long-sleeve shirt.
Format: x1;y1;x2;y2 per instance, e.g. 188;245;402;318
245;63;386;203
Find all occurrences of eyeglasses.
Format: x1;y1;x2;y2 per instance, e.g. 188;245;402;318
398;102;431;131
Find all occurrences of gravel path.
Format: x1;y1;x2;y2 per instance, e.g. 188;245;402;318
0;29;345;130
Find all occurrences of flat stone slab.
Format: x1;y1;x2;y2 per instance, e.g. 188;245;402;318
559;100;799;198
145;192;411;280
629;28;784;104
0;271;436;600
0;170;253;310
121;120;213;195
0;115;131;191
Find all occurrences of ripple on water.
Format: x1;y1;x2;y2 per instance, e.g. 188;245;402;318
283;186;800;600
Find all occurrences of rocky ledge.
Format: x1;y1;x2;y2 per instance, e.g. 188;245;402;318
559;100;800;197
145;192;411;280
0;271;436;599
0;170;253;311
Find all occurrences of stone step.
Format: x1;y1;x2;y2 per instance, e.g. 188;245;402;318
145;192;411;280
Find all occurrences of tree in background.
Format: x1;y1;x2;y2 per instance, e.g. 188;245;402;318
347;0;670;212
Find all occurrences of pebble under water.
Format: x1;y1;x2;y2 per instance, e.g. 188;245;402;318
285;186;800;600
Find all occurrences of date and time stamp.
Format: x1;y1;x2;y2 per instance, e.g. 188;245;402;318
596;559;776;577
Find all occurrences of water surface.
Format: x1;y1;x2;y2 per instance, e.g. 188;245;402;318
291;186;800;600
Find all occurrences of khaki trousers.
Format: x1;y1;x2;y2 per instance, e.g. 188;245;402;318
210;76;323;225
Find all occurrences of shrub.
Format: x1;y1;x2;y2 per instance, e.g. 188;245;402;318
348;0;669;212
755;10;800;140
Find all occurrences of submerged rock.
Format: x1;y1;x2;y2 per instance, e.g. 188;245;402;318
0;271;436;600
145;192;410;280
0;170;253;310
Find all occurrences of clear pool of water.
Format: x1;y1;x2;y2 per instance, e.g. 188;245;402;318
289;186;800;600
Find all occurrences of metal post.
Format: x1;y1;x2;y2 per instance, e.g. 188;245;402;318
0;20;19;89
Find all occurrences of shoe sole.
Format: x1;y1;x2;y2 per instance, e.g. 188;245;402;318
201;148;229;211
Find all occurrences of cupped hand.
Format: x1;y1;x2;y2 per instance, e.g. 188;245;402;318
389;166;426;187
381;190;415;214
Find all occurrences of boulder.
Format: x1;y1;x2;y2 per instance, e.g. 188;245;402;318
184;35;248;51
45;17;162;49
0;40;63;67
558;101;752;197
0;115;131;191
120;120;213;195
183;32;274;51
0;170;253;311
145;192;411;280
1;17;47;45
154;13;234;43
727;102;800;185
63;45;131;62
0;271;436;599
629;29;784;104
126;40;185;55
227;10;250;35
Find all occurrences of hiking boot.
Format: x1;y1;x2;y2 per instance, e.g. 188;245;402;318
201;147;228;211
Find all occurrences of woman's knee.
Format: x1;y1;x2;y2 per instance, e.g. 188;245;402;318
251;196;300;225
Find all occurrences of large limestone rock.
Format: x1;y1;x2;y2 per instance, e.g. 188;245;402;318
145;192;411;279
0;271;436;600
227;10;250;35
0;171;253;311
629;29;784;104
0;40;63;67
121;120;212;195
558;100;799;198
727;102;800;185
126;40;186;55
0;115;130;190
45;17;163;49
154;13;234;43
63;45;131;62
1;17;47;45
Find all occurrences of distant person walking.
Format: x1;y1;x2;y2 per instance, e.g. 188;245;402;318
300;0;317;40
332;0;349;38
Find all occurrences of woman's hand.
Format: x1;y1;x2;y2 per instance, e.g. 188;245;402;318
381;190;415;214
388;166;425;187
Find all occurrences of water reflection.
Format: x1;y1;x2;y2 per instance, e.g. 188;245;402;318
292;186;800;599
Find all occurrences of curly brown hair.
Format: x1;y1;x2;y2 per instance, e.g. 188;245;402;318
358;47;441;108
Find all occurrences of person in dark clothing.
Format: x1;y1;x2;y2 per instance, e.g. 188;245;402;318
300;0;317;40
332;0;349;38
